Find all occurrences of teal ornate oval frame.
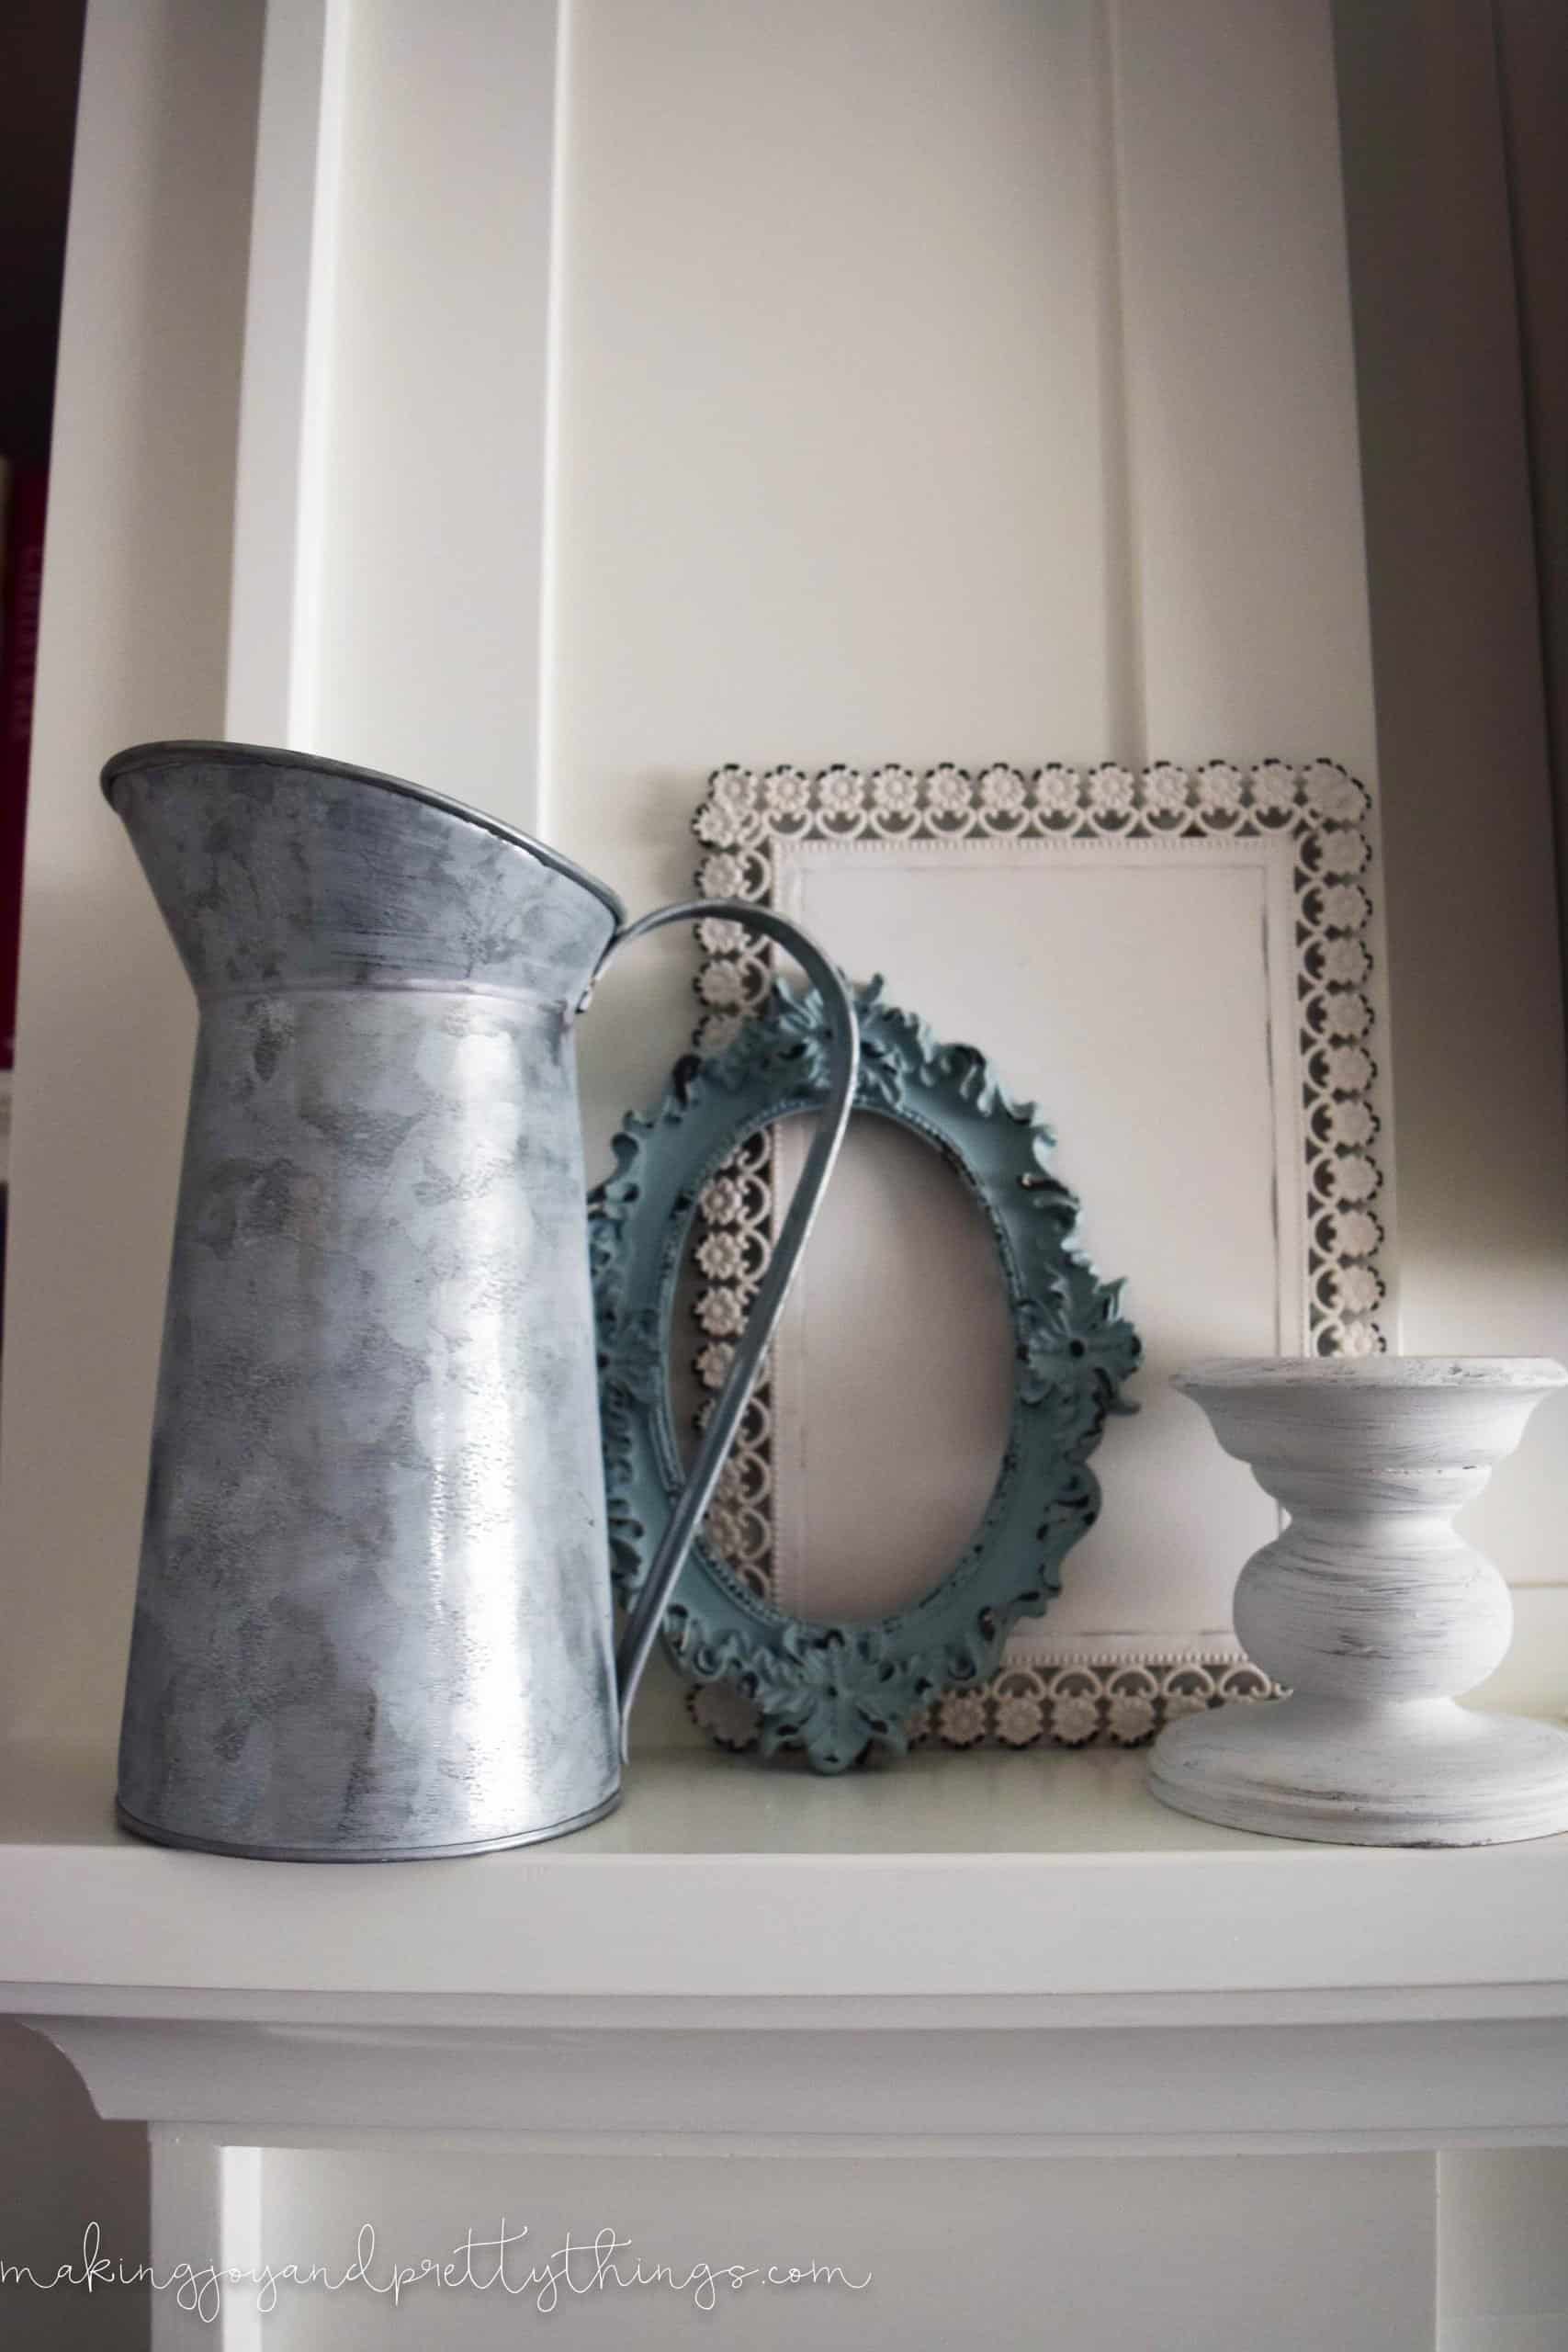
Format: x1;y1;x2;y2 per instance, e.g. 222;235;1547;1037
588;978;1141;1773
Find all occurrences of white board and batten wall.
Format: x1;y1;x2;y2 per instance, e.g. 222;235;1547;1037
3;5;1567;2351
546;0;1568;1657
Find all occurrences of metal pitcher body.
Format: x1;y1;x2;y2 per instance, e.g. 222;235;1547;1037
105;744;856;1859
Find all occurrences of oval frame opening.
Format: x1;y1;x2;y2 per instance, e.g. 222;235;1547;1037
750;1101;1018;1627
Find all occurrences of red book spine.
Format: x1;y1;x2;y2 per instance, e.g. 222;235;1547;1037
0;464;48;1073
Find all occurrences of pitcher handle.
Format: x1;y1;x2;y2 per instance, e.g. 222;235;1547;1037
587;899;861;1757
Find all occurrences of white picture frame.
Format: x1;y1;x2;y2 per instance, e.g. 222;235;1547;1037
684;760;1394;1749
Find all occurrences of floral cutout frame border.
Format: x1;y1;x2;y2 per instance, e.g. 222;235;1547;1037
590;978;1141;1772
682;759;1391;1753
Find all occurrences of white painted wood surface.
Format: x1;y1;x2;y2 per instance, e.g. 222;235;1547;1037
0;0;262;1748
5;1736;1568;2023
228;0;562;784
1336;0;1568;1595
223;0;348;747
1439;2150;1568;2352
769;831;1312;1647
307;0;560;820
237;2146;1435;2352
1151;1361;1568;1844
0;1735;1552;2346
148;2135;263;2352
31;2009;1568;2157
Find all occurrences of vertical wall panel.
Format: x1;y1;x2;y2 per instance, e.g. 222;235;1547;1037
1438;2149;1568;2349
547;0;1398;1692
0;0;264;1737
224;0;350;748
256;2144;1435;2352
548;0;1385;1165
1334;0;1568;1586
547;0;1116;1145
1495;0;1568;1026
1112;0;1378;776
310;0;558;826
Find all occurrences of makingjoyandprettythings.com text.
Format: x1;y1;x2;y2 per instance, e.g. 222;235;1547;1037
3;2221;873;2322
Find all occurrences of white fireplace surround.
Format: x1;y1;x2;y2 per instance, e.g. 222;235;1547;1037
7;1736;1568;2348
15;1740;1568;2158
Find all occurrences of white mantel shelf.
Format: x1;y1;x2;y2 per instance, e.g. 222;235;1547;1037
5;1735;1568;2160
2;1732;1568;2019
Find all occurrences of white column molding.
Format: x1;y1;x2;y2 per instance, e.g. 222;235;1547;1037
224;0;350;747
32;2012;1568;2161
305;0;563;827
225;0;563;823
147;2137;264;2352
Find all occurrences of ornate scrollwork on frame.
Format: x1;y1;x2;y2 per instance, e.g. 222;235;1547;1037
685;758;1386;1751
589;978;1141;1775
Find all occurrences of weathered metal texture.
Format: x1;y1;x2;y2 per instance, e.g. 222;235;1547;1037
105;742;857;1860
107;744;625;1859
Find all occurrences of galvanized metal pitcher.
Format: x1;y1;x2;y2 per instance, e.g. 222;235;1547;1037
106;742;858;1860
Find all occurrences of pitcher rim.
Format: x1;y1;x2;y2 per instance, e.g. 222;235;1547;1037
101;738;627;926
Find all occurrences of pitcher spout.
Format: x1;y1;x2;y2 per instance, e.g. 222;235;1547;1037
103;740;622;1005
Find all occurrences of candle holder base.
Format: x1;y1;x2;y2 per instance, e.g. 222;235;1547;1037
1150;1695;1568;1847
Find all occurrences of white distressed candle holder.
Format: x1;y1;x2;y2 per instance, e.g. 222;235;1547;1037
1147;1357;1568;1847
